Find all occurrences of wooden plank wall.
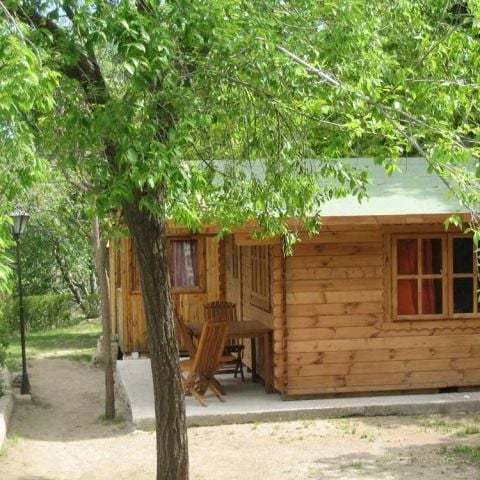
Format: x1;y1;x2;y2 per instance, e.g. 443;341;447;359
172;236;221;325
113;236;221;354
272;244;286;393
108;242;118;338
109;238;128;352
283;224;480;396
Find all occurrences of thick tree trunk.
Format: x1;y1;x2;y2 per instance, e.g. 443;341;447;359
92;217;115;419
123;189;188;480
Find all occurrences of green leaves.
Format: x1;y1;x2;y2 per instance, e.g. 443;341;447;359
3;0;480;258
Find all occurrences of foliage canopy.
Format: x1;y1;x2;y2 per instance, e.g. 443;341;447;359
2;1;480;478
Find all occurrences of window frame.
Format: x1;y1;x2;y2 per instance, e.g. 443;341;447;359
448;234;480;319
250;245;271;312
392;233;479;321
167;236;206;294
129;236;206;294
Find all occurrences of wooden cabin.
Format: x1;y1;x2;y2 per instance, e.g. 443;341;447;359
110;158;480;397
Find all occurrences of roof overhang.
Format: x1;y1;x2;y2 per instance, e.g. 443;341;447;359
166;157;472;236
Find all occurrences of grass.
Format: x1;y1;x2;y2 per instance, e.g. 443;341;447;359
65;352;94;362
334;419;357;435
448;445;480;465
97;414;126;425
349;461;363;470
360;432;376;442
421;418;465;434
5;321;101;372
0;433;21;457
457;424;480;437
421;417;480;438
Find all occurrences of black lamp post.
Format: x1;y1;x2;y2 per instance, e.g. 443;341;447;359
10;209;30;395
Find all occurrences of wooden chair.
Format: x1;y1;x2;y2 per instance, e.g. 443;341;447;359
180;320;230;406
174;309;233;396
174;310;197;358
204;301;245;381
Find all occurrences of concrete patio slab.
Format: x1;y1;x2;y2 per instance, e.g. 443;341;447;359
116;359;480;431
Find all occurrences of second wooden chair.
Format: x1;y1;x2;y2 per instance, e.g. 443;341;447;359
204;301;245;381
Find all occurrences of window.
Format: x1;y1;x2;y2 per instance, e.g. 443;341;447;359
168;238;205;291
393;234;479;320
129;237;205;293
250;245;270;311
450;236;479;315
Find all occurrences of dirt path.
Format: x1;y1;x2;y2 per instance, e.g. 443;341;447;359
1;358;480;479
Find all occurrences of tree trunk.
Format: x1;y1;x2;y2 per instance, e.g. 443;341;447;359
123;188;188;480
89;261;98;295
53;244;85;309
92;216;115;419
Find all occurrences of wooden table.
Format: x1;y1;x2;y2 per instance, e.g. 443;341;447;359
188;320;274;393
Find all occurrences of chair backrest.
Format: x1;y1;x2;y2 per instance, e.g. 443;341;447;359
174;310;197;357
204;301;237;323
191;320;229;379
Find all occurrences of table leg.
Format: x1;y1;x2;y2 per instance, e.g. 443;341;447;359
251;337;257;382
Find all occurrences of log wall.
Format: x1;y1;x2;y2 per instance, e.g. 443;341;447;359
283;224;480;396
112;220;480;396
111;236;222;354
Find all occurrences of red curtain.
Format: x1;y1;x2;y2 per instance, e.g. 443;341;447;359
397;239;418;315
422;240;436;314
397;239;437;315
171;240;198;288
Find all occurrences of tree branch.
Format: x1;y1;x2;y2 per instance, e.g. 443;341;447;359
276;44;480;218
8;4;109;105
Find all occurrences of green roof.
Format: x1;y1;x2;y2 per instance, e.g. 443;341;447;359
321;158;467;217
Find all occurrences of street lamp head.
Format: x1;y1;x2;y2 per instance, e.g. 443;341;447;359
9;209;30;240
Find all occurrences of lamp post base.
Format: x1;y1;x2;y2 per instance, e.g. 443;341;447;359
20;374;30;395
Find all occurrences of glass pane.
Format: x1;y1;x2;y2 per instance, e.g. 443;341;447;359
453;238;473;274
453;278;473;313
170;240;199;288
398;279;418;315
397;239;418;275
422;279;443;314
422;238;442;274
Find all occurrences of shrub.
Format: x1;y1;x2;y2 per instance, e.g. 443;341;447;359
5;294;78;332
81;293;101;319
0;320;8;367
0;295;9;367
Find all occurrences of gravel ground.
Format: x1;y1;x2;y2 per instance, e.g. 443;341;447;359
1;358;480;479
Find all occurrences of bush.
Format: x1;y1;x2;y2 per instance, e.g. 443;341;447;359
4;294;78;332
0;320;8;367
0;295;9;367
82;293;101;319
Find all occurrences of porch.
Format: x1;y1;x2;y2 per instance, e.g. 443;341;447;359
116;359;480;430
